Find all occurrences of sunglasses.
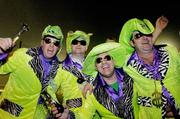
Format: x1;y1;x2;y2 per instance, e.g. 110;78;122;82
71;39;86;46
44;38;60;47
96;55;112;64
132;32;152;40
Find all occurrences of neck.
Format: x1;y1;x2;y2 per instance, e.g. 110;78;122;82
103;72;117;85
138;51;154;65
72;53;85;60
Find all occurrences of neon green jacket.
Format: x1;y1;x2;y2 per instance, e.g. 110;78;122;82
78;93;123;119
123;44;180;119
0;48;83;119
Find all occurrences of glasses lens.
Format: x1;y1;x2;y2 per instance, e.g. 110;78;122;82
133;33;152;40
44;38;60;47
104;55;111;61
54;41;60;47
72;39;86;46
96;55;111;64
44;38;51;44
72;39;78;45
134;33;142;39
96;57;102;64
80;40;86;46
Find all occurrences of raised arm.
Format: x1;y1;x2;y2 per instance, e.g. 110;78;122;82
152;16;169;44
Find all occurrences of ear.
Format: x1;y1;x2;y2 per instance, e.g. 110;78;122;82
130;40;135;47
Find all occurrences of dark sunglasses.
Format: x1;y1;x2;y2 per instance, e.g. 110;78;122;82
44;38;60;47
96;55;112;64
71;39;86;46
132;32;152;40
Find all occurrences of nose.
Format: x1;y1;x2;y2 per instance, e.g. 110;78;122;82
101;60;107;64
49;42;55;47
77;42;81;45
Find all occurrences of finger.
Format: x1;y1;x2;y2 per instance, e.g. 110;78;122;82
55;113;62;118
82;89;87;98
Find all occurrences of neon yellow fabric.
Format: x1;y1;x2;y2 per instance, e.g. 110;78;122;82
0;48;83;119
77;93;122;119
119;18;154;54
66;30;93;54
123;44;180;119
82;42;127;78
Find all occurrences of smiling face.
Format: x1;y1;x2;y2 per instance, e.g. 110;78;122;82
41;36;61;59
95;52;115;78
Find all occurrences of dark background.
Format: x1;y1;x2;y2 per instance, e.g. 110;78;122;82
0;0;180;89
0;0;179;50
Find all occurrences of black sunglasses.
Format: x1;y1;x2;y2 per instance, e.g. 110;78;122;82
132;32;152;40
96;55;112;64
71;39;86;46
44;38;60;47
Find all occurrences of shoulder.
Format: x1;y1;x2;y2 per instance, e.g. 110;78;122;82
13;48;28;54
8;48;28;58
58;64;77;78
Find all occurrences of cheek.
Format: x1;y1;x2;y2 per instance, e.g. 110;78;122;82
95;64;101;71
71;45;76;50
54;47;60;53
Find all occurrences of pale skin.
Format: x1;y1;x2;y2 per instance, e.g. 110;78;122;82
0;38;15;54
130;33;154;65
152;15;169;44
71;40;87;62
95;52;117;85
52;106;70;119
41;36;60;59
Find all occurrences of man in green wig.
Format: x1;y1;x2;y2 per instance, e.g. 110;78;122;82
119;16;180;118
78;42;134;119
0;25;83;119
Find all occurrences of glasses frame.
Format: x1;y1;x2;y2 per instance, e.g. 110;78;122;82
132;32;152;40
44;38;60;47
96;55;112;64
71;39;87;46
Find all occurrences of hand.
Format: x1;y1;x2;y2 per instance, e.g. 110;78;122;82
52;106;69;119
152;16;169;44
82;82;93;98
155;16;169;32
0;37;15;54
